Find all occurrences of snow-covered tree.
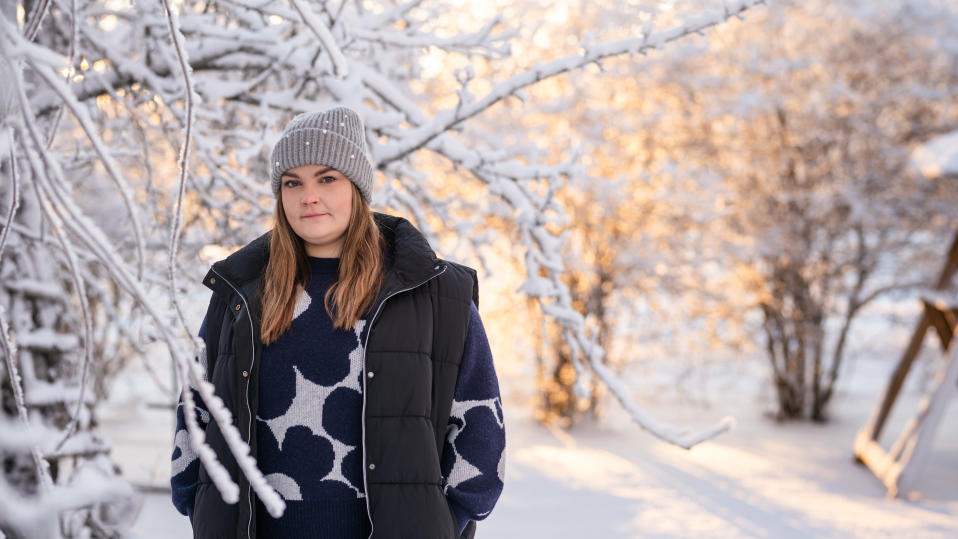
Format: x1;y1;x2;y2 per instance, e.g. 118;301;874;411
2;0;768;534
461;0;958;425
561;0;958;421
688;0;957;421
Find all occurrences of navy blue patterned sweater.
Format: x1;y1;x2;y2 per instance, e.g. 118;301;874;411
171;256;505;536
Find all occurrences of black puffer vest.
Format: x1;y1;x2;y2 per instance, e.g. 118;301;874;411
191;212;479;539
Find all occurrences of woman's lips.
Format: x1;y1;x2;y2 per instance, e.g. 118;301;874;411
302;213;327;219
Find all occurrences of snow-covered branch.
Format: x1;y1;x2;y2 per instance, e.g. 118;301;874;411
13;9;293;527
0;414;130;538
158;0;285;516
376;0;766;164
290;0;349;78
350;15;513;58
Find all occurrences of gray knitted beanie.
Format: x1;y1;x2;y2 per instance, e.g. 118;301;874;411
269;106;374;202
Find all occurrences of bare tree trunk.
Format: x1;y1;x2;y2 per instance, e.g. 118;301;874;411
535;257;618;428
761;260;827;421
763;303;804;419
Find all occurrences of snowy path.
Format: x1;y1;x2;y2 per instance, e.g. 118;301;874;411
476;392;957;539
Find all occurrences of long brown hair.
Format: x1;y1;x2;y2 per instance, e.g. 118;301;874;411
259;182;384;344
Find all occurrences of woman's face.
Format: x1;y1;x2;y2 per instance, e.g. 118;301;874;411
280;164;354;257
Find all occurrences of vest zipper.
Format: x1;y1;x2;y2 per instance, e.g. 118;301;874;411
209;267;257;539
360;263;447;539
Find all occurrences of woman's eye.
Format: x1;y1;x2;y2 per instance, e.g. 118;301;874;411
283;179;299;188
320;175;337;183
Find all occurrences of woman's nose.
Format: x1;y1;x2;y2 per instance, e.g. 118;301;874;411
301;185;321;204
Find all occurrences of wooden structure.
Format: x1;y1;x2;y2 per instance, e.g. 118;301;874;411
854;137;958;497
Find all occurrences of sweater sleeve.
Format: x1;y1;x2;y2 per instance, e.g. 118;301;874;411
170;315;211;519
440;302;506;536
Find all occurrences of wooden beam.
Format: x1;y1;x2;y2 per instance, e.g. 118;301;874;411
857;314;930;443
852;436;904;496
934;230;958;289
925;302;956;350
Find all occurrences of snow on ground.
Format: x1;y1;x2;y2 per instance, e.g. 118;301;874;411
100;347;957;538
480;385;957;538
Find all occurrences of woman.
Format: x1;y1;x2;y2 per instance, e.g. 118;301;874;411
170;106;506;539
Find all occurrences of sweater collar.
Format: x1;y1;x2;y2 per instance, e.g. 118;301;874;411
307;256;340;275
